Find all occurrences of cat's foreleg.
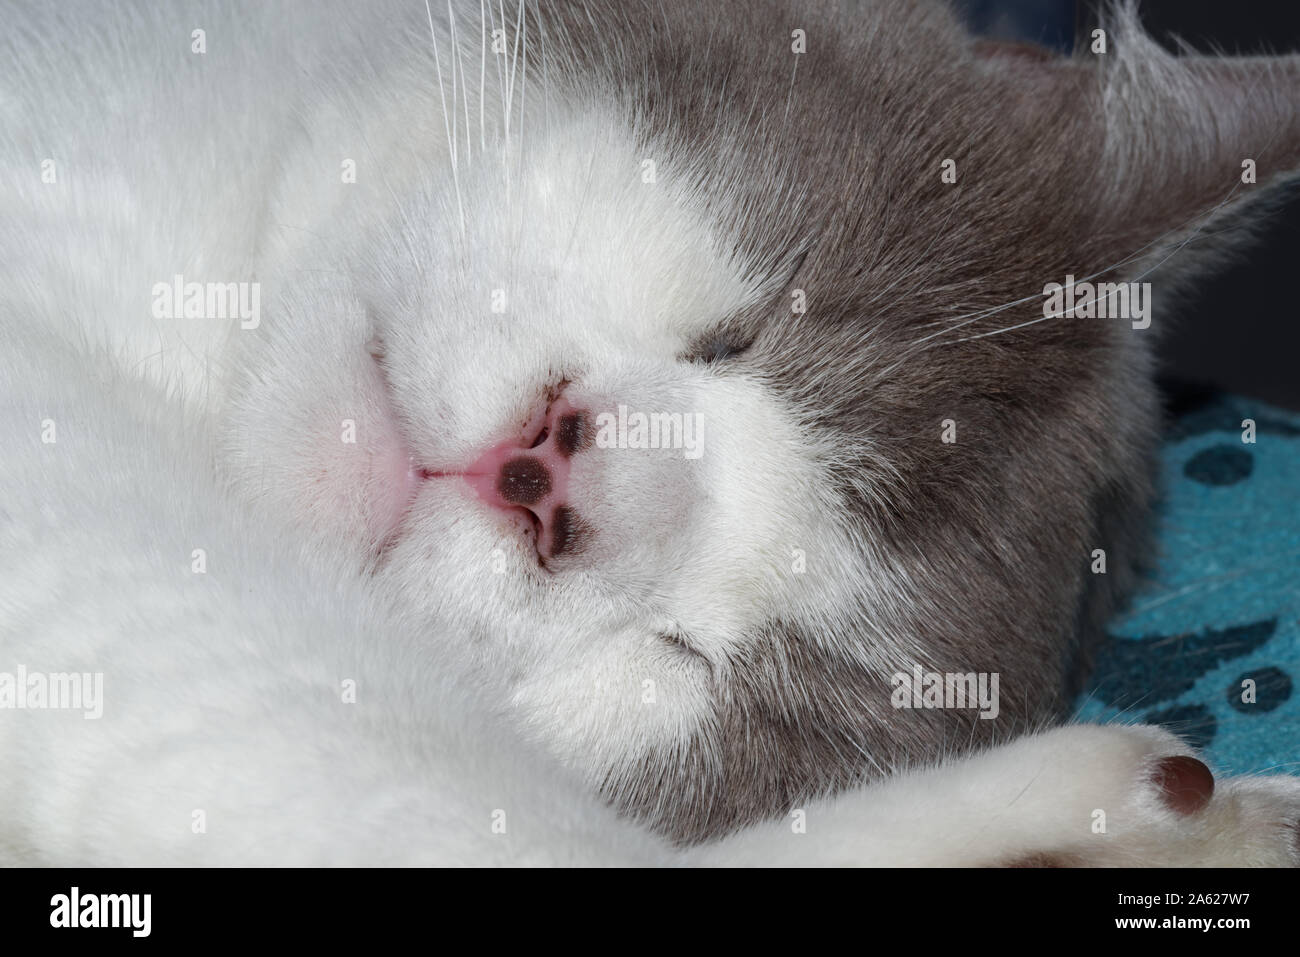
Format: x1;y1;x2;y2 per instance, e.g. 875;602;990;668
700;724;1300;866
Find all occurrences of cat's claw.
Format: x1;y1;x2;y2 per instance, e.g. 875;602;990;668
997;726;1300;867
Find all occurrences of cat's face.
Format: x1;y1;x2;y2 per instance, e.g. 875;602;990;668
222;0;1299;840
225;100;874;813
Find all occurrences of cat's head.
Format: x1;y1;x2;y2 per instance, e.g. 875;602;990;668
223;0;1300;841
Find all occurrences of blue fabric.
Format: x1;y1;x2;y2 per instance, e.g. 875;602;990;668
1075;395;1300;777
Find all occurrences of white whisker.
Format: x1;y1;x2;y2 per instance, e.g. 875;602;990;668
520;0;528;171
491;0;510;202
539;0;551;141
480;0;487;154
948;180;1246;344
507;0;524;200
451;0;471;167
426;0;465;236
448;0;459;168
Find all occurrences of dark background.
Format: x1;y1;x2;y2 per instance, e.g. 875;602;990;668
956;0;1300;411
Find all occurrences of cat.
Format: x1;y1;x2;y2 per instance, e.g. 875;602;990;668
2;0;1299;865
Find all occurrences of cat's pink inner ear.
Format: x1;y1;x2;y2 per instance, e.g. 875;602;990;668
971;38;1058;64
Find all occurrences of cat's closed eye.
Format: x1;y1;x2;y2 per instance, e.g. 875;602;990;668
684;330;753;365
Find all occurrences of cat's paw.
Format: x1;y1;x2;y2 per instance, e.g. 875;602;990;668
1002;725;1300;867
1116;761;1300;867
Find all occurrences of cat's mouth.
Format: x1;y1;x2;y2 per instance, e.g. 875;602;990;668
361;364;427;556
365;347;590;566
361;350;539;564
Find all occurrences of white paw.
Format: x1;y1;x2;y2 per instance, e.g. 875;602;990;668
1001;724;1300;867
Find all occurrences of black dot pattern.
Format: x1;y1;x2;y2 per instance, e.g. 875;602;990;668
1183;444;1253;486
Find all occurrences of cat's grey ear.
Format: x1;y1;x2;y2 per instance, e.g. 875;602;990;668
1091;7;1300;260
1110;19;1297;286
980;5;1299;288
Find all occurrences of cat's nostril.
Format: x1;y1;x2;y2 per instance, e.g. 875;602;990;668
548;504;592;558
555;410;593;458
463;392;594;564
497;456;551;506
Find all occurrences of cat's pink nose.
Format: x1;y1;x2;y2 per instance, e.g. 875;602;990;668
463;396;594;559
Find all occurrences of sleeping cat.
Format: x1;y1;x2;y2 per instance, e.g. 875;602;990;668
2;0;1299;865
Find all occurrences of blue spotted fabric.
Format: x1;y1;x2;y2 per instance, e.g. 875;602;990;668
1075;394;1300;777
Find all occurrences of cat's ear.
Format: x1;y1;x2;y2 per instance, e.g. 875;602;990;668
1085;13;1300;281
980;7;1300;287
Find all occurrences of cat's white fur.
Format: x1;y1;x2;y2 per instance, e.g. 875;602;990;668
1;0;1297;865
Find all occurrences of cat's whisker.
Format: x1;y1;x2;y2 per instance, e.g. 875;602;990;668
538;0;552;143
448;0;460;170
514;1;534;273
947;192;1243;345
928;92;1300;348
480;0;487;154
1126;546;1300;612
1067;687;1106;724
505;0;523;202
426;0;466;236
505;0;520;183
1101;689;1162;723
1242;762;1300;775
451;0;471;168
908;182;1247;348
489;0;509;203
